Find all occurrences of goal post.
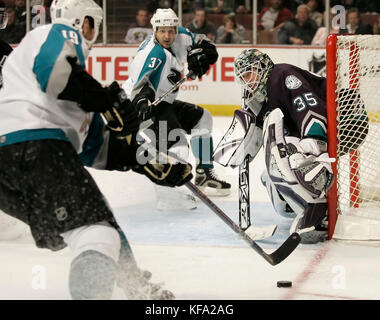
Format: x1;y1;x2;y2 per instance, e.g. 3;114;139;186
326;34;380;242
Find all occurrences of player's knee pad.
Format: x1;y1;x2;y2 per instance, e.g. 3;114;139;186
62;221;121;263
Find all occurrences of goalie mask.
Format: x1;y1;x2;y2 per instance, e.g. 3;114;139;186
0;1;8;30
234;49;274;104
50;0;103;48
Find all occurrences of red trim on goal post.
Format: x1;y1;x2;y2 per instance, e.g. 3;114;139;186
348;41;360;208
326;34;339;240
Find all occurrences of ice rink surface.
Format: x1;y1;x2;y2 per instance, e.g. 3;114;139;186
1;117;380;300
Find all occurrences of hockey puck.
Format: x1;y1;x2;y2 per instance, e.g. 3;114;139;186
277;281;292;288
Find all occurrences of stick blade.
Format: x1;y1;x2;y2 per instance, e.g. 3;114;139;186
265;233;301;266
245;225;277;241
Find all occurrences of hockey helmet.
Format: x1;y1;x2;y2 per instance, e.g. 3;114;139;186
151;8;179;33
0;1;8;30
50;0;103;47
234;49;274;105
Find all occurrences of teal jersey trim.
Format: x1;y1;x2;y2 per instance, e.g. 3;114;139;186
79;113;105;167
305;122;328;142
33;24;85;93
178;26;196;46
137;43;167;91
0;128;68;147
138;35;152;52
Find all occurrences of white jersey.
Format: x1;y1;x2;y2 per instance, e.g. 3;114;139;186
123;26;203;103
0;23;108;167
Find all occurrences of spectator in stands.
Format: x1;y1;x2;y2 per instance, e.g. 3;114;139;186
278;4;318;45
330;0;356;11
0;7;25;43
185;8;216;41
339;7;373;35
306;0;323;27
204;0;234;14
124;8;153;44
257;0;293;32
373;15;380;35
215;13;245;43
147;0;177;15
311;7;340;46
355;0;380;13
235;0;251;13
14;0;26;24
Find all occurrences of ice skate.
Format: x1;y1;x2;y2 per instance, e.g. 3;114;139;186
290;203;328;244
155;185;197;211
117;267;175;300
194;165;231;197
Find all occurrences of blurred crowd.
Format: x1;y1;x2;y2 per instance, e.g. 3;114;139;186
1;0;379;45
124;0;379;45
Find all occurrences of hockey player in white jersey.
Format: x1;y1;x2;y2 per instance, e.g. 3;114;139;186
0;0;30;241
0;0;193;299
123;8;231;211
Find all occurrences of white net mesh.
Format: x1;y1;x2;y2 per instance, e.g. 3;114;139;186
335;35;380;220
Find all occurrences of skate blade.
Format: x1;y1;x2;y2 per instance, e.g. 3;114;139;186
196;186;231;197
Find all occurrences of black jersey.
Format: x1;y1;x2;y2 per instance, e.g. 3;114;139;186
260;63;327;141
0;38;12;88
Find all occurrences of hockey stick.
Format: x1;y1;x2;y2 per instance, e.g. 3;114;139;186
239;156;277;240
186;181;301;266
139;71;195;130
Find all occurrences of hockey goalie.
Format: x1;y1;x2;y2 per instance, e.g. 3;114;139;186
214;49;368;244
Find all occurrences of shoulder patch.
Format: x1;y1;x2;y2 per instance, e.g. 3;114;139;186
285;75;302;90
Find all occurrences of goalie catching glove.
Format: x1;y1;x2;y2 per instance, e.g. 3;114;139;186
187;37;218;79
288;138;335;199
132;149;193;187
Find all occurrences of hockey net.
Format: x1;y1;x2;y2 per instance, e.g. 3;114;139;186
327;34;380;243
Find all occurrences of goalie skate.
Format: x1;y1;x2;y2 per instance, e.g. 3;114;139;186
117;267;175;300
155;185;197;211
194;165;231;197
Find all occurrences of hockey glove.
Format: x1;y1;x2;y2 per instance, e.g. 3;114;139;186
132;151;193;187
132;84;156;121
187;39;218;79
102;81;140;145
288;138;335;199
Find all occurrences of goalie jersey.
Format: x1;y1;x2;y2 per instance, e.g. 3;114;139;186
260;63;327;141
123;26;202;102
0;24;109;168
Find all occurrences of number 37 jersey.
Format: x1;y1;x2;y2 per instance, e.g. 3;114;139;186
123;27;199;103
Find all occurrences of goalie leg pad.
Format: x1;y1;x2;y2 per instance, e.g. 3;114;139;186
263;108;332;202
260;170;296;219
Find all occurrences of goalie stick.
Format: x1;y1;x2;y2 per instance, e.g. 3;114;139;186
239;156;277;240
186;181;301;266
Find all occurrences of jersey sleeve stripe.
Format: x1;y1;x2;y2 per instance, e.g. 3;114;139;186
79;113;105;167
178;26;196;46
33;24;85;93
